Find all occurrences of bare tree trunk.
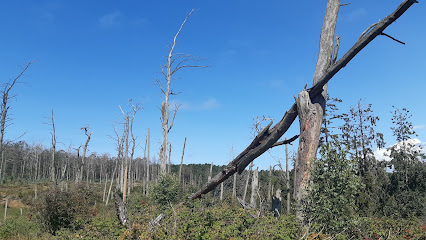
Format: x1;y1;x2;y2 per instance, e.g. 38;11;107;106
106;158;119;206
231;146;237;199
79;127;93;183
179;137;186;183
286;139;290;214
250;167;259;208
123;166;128;202
267;165;272;202
146;128;150;196
3;197;8;222
208;162;213;182
168;143;172;174
49;110;56;185
158;10;206;174
103;173;108;202
220;182;224;201
34;184;37;200
243;162;253;202
293;0;340;219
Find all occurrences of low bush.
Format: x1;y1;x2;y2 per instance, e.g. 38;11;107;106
35;184;98;235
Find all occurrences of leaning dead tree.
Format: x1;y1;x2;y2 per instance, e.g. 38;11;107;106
190;0;418;200
156;9;207;174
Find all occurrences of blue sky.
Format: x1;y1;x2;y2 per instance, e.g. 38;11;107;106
0;0;425;170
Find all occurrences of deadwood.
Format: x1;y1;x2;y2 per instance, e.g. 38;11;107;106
189;0;417;200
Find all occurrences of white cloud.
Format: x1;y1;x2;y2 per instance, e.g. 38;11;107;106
98;11;121;29
374;138;424;162
413;125;425;130
180;98;220;111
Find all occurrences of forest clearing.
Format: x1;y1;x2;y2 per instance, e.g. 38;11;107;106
0;0;425;239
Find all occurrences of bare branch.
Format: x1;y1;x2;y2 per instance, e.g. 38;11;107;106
331;35;341;64
359;23;378;40
168;103;180;133
380;32;406;44
271;135;300;147
172;65;210;75
340;2;351;6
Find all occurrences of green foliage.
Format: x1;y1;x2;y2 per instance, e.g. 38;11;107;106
149;174;181;207
56;217;126;239
128;199;299;239
348;217;426;240
35;184;98;235
0;217;40;239
304;141;363;234
385;106;426;218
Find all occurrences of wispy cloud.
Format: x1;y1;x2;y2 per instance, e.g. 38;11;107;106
98;11;121;29
413;125;425;130
345;8;367;23
180;98;220;111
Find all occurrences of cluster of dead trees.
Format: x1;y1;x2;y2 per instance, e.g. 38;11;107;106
1;0;418;226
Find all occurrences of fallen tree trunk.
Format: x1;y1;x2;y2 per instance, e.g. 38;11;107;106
190;0;417;200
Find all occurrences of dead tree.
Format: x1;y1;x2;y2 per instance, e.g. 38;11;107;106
127;101;140;196
157;9;207;174
80;126;93;183
190;0;418;201
0;62;32;180
293;0;340;219
146;128;150;195
179;137;187;183
48;110;57;185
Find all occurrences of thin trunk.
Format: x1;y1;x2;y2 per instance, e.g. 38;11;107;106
179;137;186;183
3;197;8;222
286;140;290;214
103;173;108;202
168;143;172;174
232;146;237;199
106;158;119;206
220;182;224;201
232;174;237;199
250;167;259;208
80;128;93;183
267;165;272;202
123;166;128;202
146;128;150;196
243;162;253;202
50;110;56;185
208;162;213;182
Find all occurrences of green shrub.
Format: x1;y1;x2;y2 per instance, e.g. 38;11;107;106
36;184;97;235
0;217;40;239
149;174;181;207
